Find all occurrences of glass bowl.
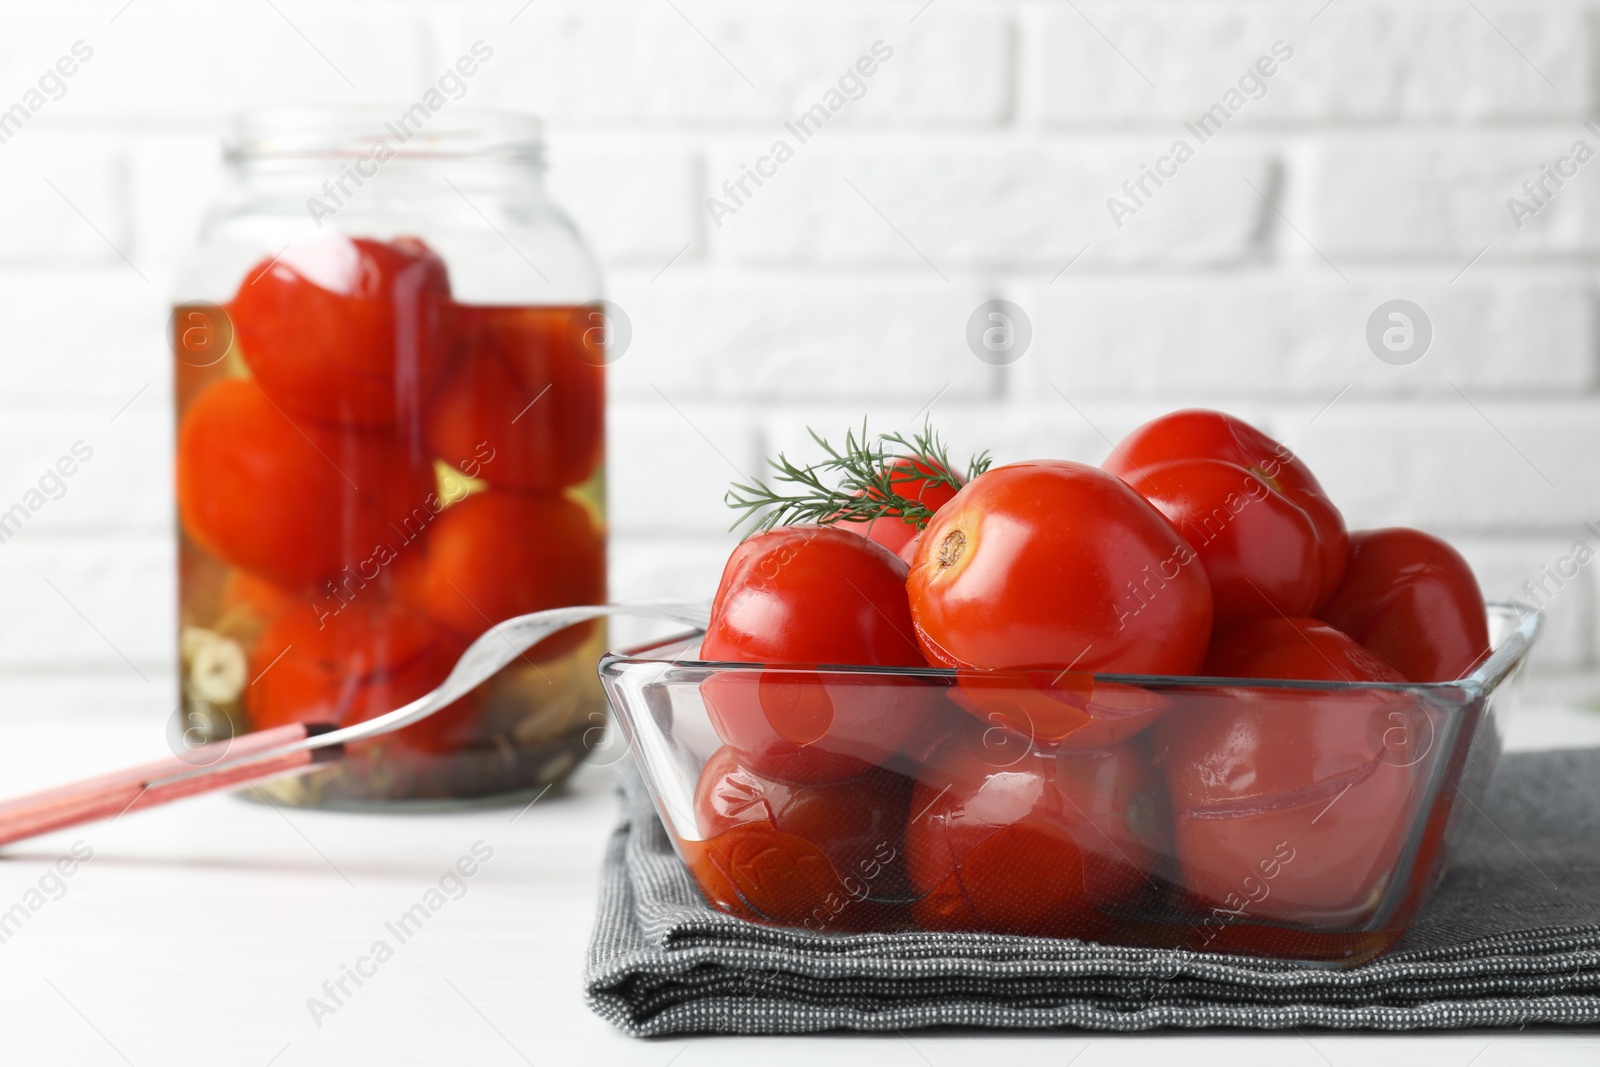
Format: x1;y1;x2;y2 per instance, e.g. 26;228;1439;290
599;602;1541;968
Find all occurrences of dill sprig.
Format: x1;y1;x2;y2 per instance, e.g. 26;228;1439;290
725;421;991;535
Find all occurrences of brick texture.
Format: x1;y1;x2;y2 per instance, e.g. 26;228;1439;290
1033;3;1589;124
0;0;1596;708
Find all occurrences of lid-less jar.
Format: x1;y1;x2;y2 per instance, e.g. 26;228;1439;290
170;108;608;808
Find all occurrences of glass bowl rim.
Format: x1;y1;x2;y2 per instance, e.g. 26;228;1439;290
598;600;1541;699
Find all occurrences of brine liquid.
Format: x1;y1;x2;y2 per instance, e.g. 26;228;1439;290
173;297;609;807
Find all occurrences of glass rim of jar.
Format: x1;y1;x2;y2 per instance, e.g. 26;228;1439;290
225;106;545;165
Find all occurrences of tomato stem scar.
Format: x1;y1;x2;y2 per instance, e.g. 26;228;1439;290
937;529;966;570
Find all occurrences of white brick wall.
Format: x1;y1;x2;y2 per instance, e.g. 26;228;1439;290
1;0;1598;710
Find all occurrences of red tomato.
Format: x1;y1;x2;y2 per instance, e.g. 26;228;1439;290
950;670;1170;750
230;235;452;427
907;460;1214;674
1114;459;1320;627
210;569;297;654
689;746;912;927
700;526;932;783
385;544;430;609
218;570;296;628
176;378;433;589
1155;617;1425;921
417;491;604;661
1317;528;1491;683
836;456;961;559
427;305;605;492
703;526;925;666
905;725;1166;938
247;598;480;755
1204;616;1408;683
1103;410;1349;618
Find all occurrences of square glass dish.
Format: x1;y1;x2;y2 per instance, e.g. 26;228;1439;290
599;603;1541;968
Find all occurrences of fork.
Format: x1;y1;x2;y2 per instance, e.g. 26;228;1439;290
0;601;708;847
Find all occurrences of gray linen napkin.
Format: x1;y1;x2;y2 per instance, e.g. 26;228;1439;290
585;749;1600;1036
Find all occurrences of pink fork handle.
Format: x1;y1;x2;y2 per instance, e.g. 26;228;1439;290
0;723;341;848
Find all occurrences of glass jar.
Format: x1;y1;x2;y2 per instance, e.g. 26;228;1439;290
170;108;609;808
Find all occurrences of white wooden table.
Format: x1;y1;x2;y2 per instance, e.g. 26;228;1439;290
0;707;1596;1066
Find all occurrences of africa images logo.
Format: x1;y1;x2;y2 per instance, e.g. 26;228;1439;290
305;41;496;227
0;41;93;147
1105;40;1294;229
705;41;895;228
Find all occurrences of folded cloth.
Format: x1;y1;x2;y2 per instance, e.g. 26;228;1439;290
585;749;1600;1036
